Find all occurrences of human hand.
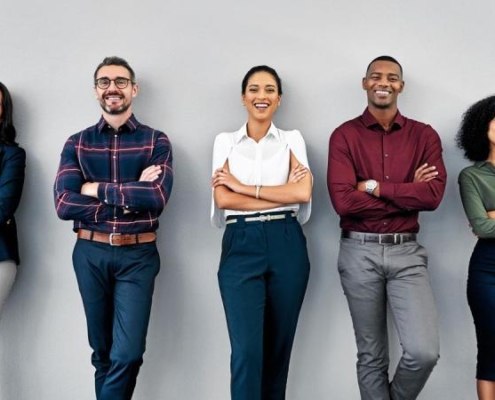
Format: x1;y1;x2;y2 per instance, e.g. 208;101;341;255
139;165;162;182
288;164;308;183
81;182;99;198
487;210;495;219
413;163;438;183
212;167;243;192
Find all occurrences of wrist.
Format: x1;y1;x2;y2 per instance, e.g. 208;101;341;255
365;179;378;196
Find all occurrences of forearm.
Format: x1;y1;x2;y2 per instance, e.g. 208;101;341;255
378;179;446;210
236;177;311;204
54;190;117;222
214;186;284;211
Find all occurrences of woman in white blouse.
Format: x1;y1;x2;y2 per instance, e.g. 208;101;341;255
211;65;312;400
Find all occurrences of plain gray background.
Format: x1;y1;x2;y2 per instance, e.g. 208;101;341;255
0;0;492;399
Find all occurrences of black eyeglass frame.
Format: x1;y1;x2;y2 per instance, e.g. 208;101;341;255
94;77;135;90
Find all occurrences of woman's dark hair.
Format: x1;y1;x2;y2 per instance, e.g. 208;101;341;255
0;82;17;145
241;65;283;95
456;95;495;161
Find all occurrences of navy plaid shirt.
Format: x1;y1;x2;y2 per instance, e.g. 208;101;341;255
54;114;173;234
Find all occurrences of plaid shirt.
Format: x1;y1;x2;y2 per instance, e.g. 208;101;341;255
54;114;173;234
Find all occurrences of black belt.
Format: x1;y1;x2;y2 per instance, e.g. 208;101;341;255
342;230;416;244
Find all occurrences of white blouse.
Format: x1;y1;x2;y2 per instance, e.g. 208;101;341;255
211;123;312;228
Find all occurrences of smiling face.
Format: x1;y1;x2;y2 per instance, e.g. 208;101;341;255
94;65;138;116
362;60;404;111
242;71;281;123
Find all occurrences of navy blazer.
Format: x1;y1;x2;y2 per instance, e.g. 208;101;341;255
0;145;26;265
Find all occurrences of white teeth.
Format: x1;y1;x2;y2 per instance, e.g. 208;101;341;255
255;103;268;108
375;91;389;96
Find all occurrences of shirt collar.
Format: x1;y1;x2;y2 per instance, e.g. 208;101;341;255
233;122;280;144
362;108;405;132
475;161;492;168
96;114;140;134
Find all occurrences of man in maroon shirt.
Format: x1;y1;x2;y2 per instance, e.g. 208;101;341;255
327;56;446;400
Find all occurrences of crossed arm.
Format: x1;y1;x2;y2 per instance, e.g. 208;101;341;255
54;135;172;221
212;152;312;211
327;128;446;219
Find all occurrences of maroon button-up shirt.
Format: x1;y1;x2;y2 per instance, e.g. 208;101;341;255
327;108;446;233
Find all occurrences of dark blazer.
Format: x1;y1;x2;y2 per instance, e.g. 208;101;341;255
0;145;26;265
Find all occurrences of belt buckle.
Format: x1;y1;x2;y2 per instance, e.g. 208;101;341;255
259;214;271;222
109;233;121;246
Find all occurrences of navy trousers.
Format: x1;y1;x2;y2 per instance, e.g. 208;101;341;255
73;239;160;400
218;212;310;400
468;239;495;381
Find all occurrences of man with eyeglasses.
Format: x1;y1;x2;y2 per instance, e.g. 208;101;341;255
54;56;173;400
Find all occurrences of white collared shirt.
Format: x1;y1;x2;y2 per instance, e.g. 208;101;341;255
211;123;312;228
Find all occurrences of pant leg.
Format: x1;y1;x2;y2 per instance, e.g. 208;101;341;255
218;223;269;400
73;240;160;400
262;219;310;400
385;242;439;400
467;239;495;381
0;260;16;318
98;242;160;400
73;240;114;398
337;239;391;400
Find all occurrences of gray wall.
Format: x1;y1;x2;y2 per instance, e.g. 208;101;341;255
0;0;490;398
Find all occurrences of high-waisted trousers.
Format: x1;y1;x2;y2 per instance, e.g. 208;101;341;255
218;212;310;400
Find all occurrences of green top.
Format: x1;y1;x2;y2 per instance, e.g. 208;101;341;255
459;161;495;238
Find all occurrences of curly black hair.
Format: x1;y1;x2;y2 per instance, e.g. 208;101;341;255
456;95;495;161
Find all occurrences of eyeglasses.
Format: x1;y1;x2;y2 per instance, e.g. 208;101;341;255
95;77;134;90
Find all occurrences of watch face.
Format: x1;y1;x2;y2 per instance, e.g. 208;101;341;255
366;180;377;194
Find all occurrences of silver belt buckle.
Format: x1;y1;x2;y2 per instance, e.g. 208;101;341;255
259;214;271;222
109;233;121;246
394;233;402;244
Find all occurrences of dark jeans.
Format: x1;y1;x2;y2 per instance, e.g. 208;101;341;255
73;239;160;400
218;213;310;400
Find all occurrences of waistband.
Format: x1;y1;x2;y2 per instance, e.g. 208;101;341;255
226;211;297;226
77;229;157;246
342;230;416;245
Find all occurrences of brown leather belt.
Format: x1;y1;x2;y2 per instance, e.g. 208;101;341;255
77;229;156;246
342;230;416;245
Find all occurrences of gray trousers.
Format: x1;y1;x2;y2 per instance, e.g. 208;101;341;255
337;238;439;400
0;260;16;317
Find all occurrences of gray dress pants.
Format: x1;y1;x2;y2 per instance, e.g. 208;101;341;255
337;238;439;400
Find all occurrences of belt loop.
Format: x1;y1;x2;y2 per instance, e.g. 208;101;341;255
89;230;94;240
238;215;246;228
361;233;365;245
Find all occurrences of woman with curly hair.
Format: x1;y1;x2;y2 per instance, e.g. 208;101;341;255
458;95;495;400
0;82;25;317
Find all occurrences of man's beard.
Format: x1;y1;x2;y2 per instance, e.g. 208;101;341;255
100;101;130;115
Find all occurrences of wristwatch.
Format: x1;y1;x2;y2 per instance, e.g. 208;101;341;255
365;179;378;195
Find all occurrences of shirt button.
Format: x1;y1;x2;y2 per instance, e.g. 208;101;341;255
113;180;117;183
385;154;389;157
383;222;388;225
114;216;117;219
385;175;389;179
114;134;118;138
